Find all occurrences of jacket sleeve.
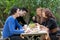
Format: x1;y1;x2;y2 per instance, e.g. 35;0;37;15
8;19;24;34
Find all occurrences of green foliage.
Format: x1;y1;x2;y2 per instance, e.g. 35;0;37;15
0;0;60;26
54;13;60;26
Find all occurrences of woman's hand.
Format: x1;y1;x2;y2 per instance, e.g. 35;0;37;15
32;16;35;21
23;25;31;33
40;25;49;31
35;23;40;26
25;30;31;33
23;25;28;31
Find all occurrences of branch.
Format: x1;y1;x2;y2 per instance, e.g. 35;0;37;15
0;20;3;28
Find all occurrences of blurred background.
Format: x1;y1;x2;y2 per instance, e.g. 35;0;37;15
0;0;60;28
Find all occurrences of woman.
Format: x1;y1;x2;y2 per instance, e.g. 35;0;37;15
16;7;28;26
41;8;58;40
32;7;43;24
33;8;58;40
3;7;28;40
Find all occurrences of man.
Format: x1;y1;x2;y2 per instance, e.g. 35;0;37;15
16;7;28;26
3;7;28;40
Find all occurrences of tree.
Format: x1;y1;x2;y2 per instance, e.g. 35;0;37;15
0;0;60;27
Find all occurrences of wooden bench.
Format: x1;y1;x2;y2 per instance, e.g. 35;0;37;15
56;30;60;40
0;28;3;40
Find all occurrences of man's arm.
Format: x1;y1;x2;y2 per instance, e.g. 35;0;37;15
15;19;23;29
16;17;26;26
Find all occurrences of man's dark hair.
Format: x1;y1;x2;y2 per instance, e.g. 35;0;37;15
10;7;20;15
21;7;28;12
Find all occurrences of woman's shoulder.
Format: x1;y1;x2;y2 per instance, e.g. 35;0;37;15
6;16;15;21
49;18;56;22
47;18;57;26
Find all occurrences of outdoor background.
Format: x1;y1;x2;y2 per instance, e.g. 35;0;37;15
0;0;60;28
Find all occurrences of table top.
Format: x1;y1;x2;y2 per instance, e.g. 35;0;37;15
21;31;47;36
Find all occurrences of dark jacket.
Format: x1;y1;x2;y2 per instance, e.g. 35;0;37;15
16;16;27;26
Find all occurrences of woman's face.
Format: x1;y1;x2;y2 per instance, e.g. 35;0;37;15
15;9;21;17
36;8;42;17
42;11;47;18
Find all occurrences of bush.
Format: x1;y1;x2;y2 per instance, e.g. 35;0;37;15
0;0;60;27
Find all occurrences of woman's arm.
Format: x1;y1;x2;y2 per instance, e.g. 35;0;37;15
8;19;24;34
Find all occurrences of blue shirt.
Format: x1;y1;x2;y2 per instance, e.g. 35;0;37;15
3;16;24;38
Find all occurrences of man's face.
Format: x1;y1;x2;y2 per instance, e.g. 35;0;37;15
19;10;27;17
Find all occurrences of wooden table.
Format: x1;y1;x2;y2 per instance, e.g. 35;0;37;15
21;31;47;40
